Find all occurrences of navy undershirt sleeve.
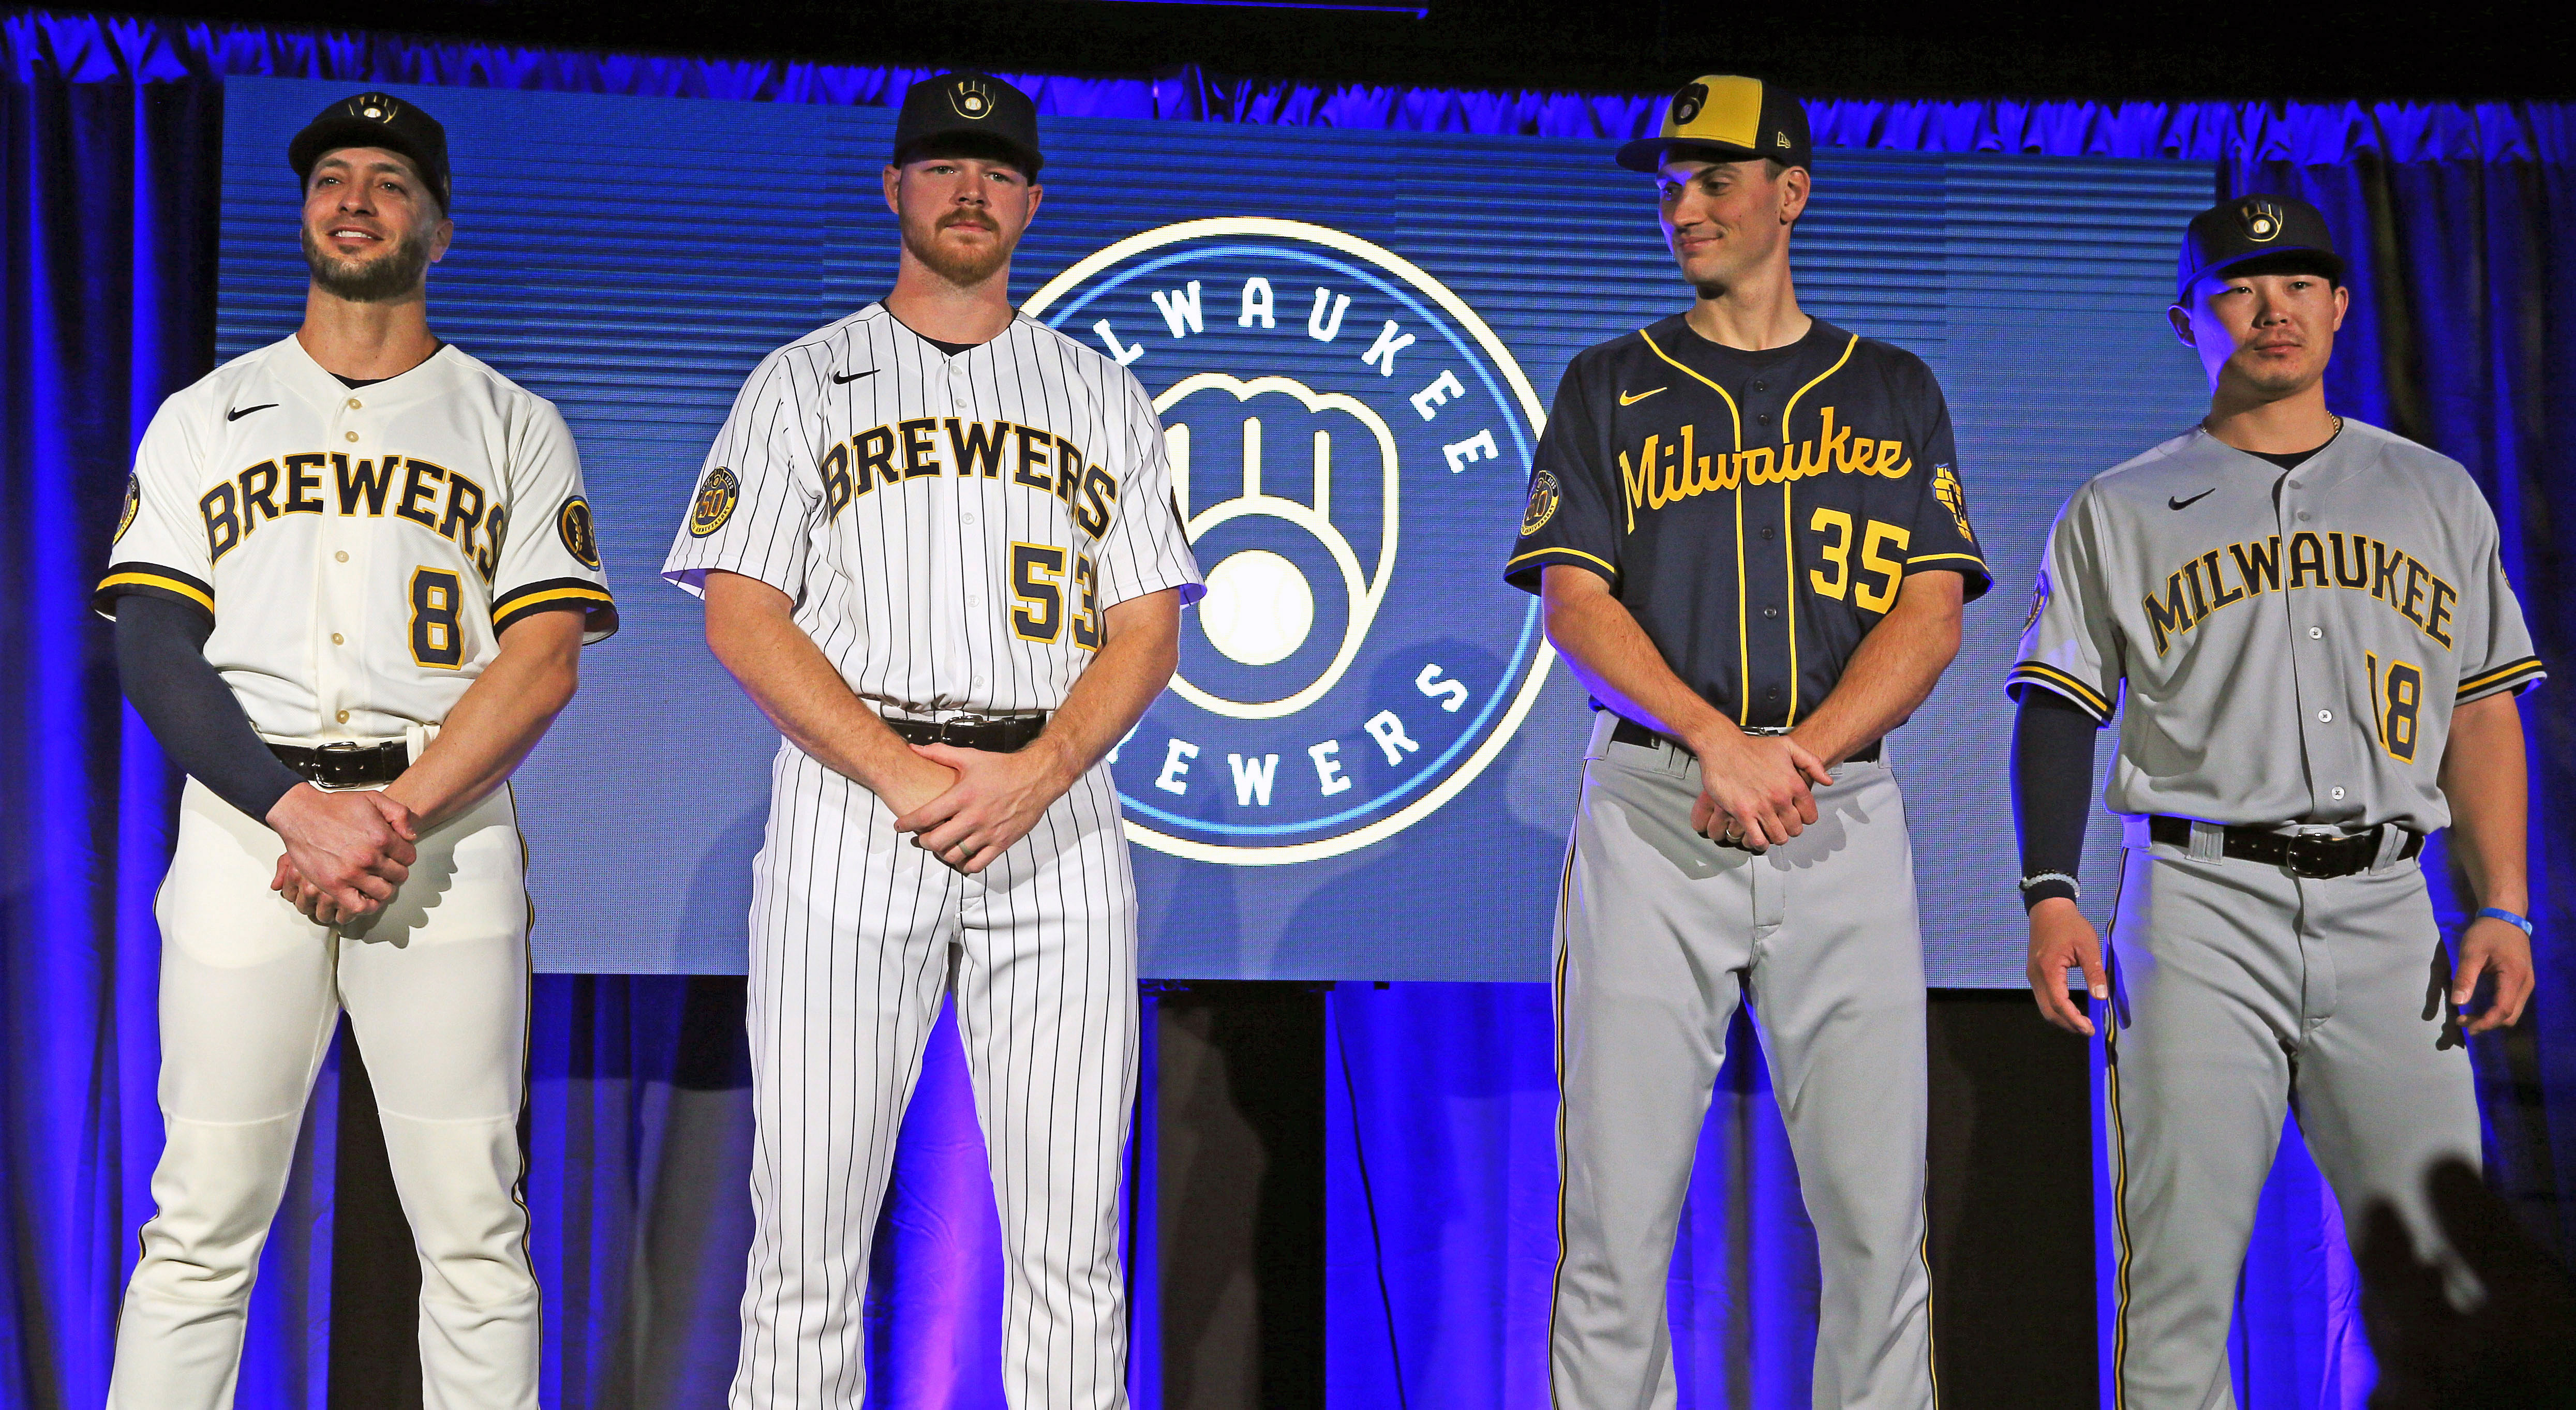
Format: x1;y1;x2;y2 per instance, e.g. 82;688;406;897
2011;690;2099;911
115;595;306;822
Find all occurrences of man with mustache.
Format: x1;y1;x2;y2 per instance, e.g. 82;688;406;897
663;71;1199;1408
96;91;615;1407
2012;193;2543;1408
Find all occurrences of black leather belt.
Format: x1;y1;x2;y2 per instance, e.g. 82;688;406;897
1610;715;1881;764
269;740;409;788
883;713;1047;753
2147;815;2421;879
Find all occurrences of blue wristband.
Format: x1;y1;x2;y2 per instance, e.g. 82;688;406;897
2476;906;2535;937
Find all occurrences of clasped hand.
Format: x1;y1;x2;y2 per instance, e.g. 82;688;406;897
1689;731;1832;852
264;783;421;927
890;739;1076;876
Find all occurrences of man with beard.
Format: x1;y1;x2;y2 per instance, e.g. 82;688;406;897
95;91;614;1408
662;71;1199;1408
2012;194;2542;1408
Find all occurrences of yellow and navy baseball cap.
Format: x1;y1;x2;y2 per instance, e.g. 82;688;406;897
894;71;1043;178
288;92;451;211
2176;194;2344;303
1616;75;1812;174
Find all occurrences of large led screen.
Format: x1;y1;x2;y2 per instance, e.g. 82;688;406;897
215;77;2213;982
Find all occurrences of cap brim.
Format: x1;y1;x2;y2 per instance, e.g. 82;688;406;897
2177;245;2345;301
1615;136;1768;173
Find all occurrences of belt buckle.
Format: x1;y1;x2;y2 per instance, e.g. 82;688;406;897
2284;827;2346;879
314;739;367;787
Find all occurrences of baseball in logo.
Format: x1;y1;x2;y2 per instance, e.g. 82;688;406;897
1670;83;1708;128
2239;197;2285;243
1024;219;1555;864
950;78;994;120
557;496;603;569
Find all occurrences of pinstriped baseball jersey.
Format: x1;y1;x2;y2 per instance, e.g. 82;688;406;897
93;335;617;740
1504;316;1991;727
2008;418;2544;831
660;306;1204;706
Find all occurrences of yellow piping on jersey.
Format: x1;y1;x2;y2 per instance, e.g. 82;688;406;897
1776;335;1853;727
488;584;613;618
1640;327;1751;717
1507;546;1620;580
2459;656;2545;697
98;570;213;613
1905;551;1988;571
2009;662;2113;719
1638;328;1743;449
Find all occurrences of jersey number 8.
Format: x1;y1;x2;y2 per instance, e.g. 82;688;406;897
2366;651;2422;763
411;567;465;669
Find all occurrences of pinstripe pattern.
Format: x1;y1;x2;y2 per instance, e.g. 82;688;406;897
668;306;1197;1408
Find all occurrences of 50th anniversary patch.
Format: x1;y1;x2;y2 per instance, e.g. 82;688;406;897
1024;219;1555;865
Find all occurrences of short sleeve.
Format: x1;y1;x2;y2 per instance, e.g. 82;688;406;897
95;393;216;625
1092;372;1205;610
2005;490;2122;726
1894;367;1992;602
490;400;618;642
2451;511;2544;703
661;348;822;602
1502;357;1621;594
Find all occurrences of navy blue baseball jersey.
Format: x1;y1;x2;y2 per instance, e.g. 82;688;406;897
1505;316;1991;727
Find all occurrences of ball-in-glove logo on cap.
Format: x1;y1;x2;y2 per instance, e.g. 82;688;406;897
2238;197;2285;243
350;93;401;124
1670;82;1708;127
950;78;995;120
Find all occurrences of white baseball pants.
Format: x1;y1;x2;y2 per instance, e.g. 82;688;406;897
108;775;539;1410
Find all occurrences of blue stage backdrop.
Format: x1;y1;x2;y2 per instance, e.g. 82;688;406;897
12;14;2576;1410
214;75;2211;984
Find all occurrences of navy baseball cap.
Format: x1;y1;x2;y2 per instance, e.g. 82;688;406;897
288;91;451;211
1616;75;1812;174
893;71;1043;178
2176;194;2344;303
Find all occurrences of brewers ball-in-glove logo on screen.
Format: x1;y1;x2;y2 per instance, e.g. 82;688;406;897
1025;219;1554;864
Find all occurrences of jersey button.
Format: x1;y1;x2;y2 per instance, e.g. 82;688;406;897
1765;687;1780;701
2317;709;2334;723
1756;412;1771;424
1753;381;1769;393
1760;527;1776;541
331;633;344;645
2331;787;2347;801
344;431;359;443
346;398;362;410
2309;626;2323;639
1763;606;1779;619
335;710;350;724
963;512;978;526
2298;512;2312;521
335;550;350;563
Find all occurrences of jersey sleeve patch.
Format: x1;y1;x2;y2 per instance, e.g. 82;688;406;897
2006;659;2115;724
2458;655;2545;701
93;561;214;623
493;576;619;641
556;496;603;569
114;474;141;544
1520;470;1561;536
688;467;741;537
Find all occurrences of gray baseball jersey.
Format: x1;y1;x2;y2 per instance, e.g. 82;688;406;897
2008;416;2542;1409
2009;418;2543;830
662;305;1200;1410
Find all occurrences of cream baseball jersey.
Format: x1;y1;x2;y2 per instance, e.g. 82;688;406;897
94;335;618;739
2008;419;2543;831
661;305;1204;713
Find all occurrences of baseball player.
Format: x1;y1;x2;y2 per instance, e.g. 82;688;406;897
662;72;1200;1409
2011;194;2541;1409
94;92;615;1409
1505;76;1990;1409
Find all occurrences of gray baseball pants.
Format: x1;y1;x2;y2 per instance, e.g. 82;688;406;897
2102;824;2481;1410
1552;712;1936;1410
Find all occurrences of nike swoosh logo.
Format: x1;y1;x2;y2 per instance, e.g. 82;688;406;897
227;403;277;421
2168;489;2215;511
832;369;876;384
1618;387;1666;406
